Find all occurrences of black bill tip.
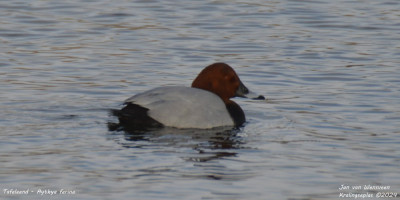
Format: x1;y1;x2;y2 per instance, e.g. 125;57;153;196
252;95;265;100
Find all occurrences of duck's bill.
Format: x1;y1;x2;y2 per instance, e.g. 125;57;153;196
235;81;265;100
245;90;266;100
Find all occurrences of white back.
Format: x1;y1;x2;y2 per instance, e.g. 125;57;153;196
125;86;234;129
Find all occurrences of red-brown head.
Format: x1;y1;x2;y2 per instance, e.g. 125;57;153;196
191;63;251;102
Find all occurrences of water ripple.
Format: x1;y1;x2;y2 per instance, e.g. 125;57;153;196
1;0;400;199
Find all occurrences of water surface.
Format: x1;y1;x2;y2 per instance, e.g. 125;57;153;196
1;0;399;199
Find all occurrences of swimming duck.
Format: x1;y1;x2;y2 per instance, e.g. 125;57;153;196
113;63;264;129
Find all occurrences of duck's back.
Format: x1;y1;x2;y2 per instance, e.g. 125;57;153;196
124;86;234;129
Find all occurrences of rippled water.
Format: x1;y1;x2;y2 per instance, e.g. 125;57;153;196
1;0;399;199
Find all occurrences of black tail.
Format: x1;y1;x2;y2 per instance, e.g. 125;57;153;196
110;103;163;131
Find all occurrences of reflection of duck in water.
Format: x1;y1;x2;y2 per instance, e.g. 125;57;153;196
109;127;254;180
112;63;264;131
117;127;242;163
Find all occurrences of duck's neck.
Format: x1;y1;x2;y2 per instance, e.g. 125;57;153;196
225;100;245;127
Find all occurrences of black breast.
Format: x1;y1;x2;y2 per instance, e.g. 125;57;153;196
225;101;245;127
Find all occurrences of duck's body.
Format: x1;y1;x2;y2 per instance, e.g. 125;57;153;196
120;86;237;129
113;63;263;130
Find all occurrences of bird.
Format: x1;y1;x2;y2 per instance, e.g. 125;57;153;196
112;62;264;130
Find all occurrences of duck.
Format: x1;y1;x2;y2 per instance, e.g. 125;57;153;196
113;63;264;130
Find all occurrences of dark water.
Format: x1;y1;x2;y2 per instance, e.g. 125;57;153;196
1;0;399;199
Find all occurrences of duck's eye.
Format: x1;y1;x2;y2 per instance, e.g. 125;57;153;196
224;74;237;84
